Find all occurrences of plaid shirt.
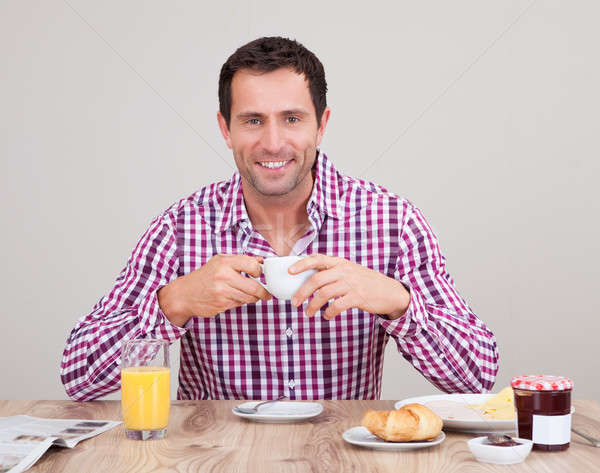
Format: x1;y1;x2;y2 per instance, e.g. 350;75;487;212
61;152;498;400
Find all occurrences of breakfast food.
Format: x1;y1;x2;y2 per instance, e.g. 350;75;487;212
468;387;515;420
424;387;516;421
361;403;443;442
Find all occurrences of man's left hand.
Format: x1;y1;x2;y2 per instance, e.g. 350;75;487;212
289;254;410;320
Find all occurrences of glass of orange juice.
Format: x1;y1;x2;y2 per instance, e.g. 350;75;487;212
121;339;170;440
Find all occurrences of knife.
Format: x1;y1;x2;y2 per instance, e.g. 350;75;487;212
572;427;600;447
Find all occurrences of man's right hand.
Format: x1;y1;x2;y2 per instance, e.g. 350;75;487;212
157;254;271;327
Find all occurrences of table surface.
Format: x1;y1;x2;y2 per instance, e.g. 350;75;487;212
1;399;598;473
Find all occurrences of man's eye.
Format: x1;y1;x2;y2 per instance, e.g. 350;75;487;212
286;116;299;124
247;118;261;125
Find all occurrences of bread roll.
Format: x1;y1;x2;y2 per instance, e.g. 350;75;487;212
361;403;443;442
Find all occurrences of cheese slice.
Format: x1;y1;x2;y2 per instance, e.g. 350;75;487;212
468;386;515;420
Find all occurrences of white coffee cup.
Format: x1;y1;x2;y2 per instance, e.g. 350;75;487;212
250;255;317;300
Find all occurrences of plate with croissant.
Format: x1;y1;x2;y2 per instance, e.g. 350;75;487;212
343;403;445;451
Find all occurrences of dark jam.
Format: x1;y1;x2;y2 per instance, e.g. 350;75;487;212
484;439;521;447
513;388;571;451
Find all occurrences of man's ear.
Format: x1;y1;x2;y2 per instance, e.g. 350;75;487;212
316;107;331;147
217;111;232;149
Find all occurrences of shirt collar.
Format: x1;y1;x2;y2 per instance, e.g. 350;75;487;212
212;149;343;234
306;150;343;221
212;172;250;233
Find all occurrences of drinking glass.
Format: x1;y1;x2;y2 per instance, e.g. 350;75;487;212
120;339;170;440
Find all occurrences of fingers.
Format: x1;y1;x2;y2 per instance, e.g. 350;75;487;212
304;281;349;318
229;273;272;301
226;287;260;307
291;270;339;307
288;254;337;274
218;254;264;277
210;254;271;304
323;294;355;320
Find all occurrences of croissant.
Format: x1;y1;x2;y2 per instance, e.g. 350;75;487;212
361;403;443;442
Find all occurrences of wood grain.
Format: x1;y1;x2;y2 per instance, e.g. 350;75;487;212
0;400;598;472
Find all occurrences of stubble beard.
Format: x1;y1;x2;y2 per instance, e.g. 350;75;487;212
237;151;313;198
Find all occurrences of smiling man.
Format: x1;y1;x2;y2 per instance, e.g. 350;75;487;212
61;37;499;401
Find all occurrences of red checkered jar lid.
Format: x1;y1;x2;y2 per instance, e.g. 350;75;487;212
511;375;573;391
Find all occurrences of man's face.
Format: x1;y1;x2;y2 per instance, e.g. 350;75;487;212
218;68;329;198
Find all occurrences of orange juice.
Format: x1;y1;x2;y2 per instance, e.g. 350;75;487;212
121;366;170;430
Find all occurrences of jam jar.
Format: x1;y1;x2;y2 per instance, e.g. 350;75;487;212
511;375;573;451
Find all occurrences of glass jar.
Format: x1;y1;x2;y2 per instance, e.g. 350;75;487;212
511;375;573;451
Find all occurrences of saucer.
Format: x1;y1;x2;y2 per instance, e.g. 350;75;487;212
232;401;323;423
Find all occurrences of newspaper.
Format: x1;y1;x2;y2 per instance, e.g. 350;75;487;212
0;415;121;473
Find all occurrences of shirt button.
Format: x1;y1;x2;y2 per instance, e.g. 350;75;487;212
288;379;296;389
285;328;293;337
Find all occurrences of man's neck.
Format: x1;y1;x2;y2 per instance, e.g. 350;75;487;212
242;174;314;256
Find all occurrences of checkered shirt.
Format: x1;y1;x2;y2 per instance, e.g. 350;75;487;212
60;151;499;400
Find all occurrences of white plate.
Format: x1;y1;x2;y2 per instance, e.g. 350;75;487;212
232;401;323;423
395;394;517;434
342;426;445;451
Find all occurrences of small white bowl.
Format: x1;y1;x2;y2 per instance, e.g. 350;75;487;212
467;436;533;465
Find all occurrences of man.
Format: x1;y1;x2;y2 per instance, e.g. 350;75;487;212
61;37;498;401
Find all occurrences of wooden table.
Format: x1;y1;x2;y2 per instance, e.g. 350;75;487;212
1;400;598;472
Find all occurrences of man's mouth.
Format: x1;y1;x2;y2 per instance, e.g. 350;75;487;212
257;160;292;170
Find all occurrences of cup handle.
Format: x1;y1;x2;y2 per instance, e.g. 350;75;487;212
248;263;268;290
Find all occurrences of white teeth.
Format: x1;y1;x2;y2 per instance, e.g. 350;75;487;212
259;160;289;169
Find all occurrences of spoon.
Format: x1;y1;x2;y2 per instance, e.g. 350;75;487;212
233;395;288;414
486;434;520;446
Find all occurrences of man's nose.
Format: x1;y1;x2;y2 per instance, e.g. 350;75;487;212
260;121;283;154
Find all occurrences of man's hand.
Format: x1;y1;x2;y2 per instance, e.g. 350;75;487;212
157;254;272;327
289;254;410;320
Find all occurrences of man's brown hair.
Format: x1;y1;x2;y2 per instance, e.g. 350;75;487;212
219;37;328;127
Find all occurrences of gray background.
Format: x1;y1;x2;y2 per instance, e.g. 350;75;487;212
1;0;598;401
